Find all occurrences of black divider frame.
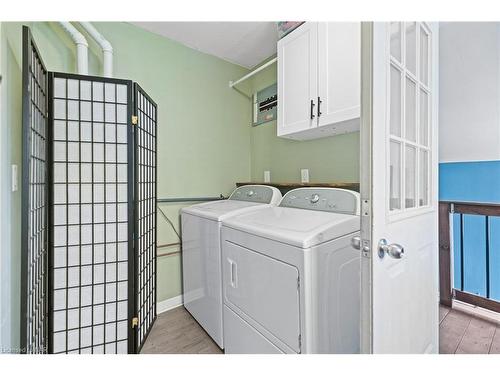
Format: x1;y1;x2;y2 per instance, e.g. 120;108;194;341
22;26;158;354
47;72;134;353
133;83;157;353
21;25;49;354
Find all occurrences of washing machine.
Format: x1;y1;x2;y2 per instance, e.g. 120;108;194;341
181;185;282;348
220;187;361;354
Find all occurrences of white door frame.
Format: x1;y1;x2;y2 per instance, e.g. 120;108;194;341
359;21;374;354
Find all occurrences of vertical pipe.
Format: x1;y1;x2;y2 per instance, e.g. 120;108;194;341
57;22;88;75
79;22;113;78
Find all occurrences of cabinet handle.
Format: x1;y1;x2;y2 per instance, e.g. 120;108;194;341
310;99;315;119
317;96;322;118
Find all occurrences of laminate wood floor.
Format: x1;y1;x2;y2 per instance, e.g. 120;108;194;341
140;306;223;354
142;305;500;354
439;305;500;354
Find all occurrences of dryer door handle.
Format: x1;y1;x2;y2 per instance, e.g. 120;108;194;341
228;259;238;288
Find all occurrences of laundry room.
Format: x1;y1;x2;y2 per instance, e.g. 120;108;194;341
7;1;500;370
1;20;362;354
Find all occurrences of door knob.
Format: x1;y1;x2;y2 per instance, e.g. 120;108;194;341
378;239;404;259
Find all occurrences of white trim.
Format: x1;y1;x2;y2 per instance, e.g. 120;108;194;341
157;295;183;314
0;21;5;351
452;299;500;324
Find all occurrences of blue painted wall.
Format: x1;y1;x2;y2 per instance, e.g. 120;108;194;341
441;161;500;301
439;161;500;203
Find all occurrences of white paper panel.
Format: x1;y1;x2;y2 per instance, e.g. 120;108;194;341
51;76;130;353
54;78;66;98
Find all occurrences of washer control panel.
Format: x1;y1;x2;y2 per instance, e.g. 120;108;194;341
279;188;360;215
229;185;281;204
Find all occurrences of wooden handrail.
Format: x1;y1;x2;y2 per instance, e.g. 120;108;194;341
441;200;500;216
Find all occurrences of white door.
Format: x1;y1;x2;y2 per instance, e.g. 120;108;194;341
359;22;439;353
277;22;318;137
318;22;361;127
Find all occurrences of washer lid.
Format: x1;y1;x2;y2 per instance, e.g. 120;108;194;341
181;199;267;221
222;206;360;248
181;185;282;221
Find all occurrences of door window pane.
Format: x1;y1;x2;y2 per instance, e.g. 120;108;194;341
390;65;402;137
390;141;402;211
419;149;429;206
405;22;417;75
388;23;432;215
419;89;429;146
390;22;402;62
420;26;429;86
405;77;417;142
405;146;416;208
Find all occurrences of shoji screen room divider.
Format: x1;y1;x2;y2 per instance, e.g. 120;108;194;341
21;26;157;354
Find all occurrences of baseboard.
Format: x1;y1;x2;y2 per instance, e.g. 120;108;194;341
157;295;184;314
453;299;500;324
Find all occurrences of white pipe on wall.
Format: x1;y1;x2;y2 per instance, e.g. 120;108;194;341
58;22;88;75
80;22;113;77
229;57;277;88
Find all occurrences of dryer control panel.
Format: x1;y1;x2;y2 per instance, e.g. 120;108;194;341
229;185;282;205
279;188;360;215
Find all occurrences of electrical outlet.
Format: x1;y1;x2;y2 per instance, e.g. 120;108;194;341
301;169;309;183
11;164;18;192
264;171;271;183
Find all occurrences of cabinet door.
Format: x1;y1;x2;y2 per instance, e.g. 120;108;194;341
277;22;318;137
317;22;361;128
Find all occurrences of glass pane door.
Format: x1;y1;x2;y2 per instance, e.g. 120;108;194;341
388;22;432;213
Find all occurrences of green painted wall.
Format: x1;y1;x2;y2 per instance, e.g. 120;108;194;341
248;58;360;184
0;25;23;351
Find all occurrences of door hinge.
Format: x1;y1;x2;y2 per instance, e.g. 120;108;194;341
361;198;370;217
131;115;138;125
132;316;139;328
297;275;300;290
298;334;302;351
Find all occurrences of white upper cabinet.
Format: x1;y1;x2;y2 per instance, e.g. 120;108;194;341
318;23;361;128
278;22;360;140
277;22;318;137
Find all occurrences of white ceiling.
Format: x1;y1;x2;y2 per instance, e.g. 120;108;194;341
131;22;278;69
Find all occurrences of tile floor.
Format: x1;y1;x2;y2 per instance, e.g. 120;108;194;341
439;304;500;354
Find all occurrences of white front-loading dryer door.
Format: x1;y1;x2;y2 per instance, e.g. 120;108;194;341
223;241;301;353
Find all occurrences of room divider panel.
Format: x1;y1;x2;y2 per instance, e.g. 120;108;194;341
133;84;158;352
48;73;135;354
21;26;49;355
21;26;157;354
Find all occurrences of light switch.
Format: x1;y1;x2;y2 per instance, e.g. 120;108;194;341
12;164;18;192
301;169;309;183
264;171;271;183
